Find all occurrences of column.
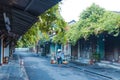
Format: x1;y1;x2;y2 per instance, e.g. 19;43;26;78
78;41;80;59
0;39;1;64
0;38;4;64
97;34;105;59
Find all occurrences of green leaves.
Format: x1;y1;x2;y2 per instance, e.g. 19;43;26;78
66;3;120;45
16;3;66;47
97;11;120;36
17;25;40;47
17;3;120;47
37;4;66;33
80;3;105;22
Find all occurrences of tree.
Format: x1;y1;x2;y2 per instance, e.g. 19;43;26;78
80;3;105;22
16;25;40;47
16;3;66;47
96;11;120;36
36;4;66;44
66;3;120;45
66;4;105;44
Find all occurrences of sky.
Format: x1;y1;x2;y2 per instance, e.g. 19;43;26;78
60;0;120;22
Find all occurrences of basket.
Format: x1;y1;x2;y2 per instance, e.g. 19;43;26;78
51;60;56;64
62;61;68;64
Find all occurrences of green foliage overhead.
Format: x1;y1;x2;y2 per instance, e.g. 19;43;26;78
16;25;40;47
66;3;120;45
97;11;120;36
36;4;67;44
16;3;66;47
52;30;67;44
80;3;105;22
65;23;81;44
36;4;66;33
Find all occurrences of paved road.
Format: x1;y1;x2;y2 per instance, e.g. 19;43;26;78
16;51;113;80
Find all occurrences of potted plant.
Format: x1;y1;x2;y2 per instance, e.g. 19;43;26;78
92;52;100;62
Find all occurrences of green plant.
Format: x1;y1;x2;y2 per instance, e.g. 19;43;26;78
92;52;100;62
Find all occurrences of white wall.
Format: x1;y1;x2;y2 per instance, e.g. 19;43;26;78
4;45;9;57
15;48;29;51
68;43;71;56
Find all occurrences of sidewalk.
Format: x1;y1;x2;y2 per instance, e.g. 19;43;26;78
69;60;120;80
0;53;28;80
97;61;120;70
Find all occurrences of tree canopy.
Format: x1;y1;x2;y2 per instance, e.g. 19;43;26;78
16;4;66;47
17;3;120;47
66;3;120;45
16;24;40;47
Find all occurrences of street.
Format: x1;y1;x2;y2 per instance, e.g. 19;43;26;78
0;1;120;80
16;51;114;80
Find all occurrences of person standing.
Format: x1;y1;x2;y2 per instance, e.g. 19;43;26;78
56;49;62;64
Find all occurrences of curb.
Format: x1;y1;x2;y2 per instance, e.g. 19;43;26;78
84;69;113;80
68;64;114;80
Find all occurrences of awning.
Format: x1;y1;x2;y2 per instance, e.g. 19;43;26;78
0;0;61;36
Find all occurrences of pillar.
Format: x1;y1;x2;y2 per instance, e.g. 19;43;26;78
78;41;80;59
97;34;105;59
0;38;4;65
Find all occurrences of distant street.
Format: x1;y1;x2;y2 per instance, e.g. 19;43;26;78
16;51;114;80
